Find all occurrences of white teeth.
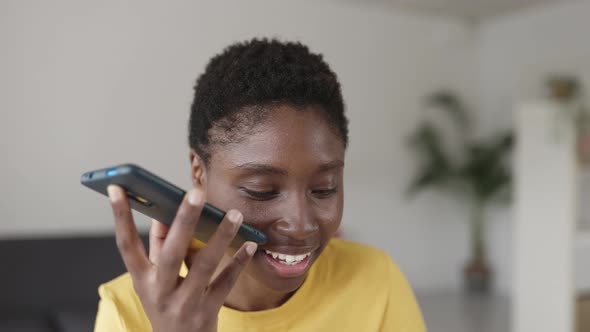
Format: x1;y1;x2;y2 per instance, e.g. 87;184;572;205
264;250;312;264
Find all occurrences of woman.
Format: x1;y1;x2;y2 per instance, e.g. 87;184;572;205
95;38;426;332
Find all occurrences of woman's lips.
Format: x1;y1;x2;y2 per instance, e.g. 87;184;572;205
258;248;316;277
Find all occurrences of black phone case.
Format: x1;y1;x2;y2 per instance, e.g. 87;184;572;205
80;164;267;248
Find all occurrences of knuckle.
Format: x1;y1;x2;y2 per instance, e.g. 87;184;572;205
233;251;250;269
142;271;157;287
149;291;172;313
151;289;168;307
219;271;239;291
154;300;171;314
220;222;237;238
176;206;198;226
115;236;133;252
145;292;216;330
171;298;192;320
115;207;127;219
158;256;179;271
194;312;215;328
168;296;201;322
111;199;128;214
195;257;217;274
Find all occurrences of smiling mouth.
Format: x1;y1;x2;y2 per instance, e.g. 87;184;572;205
258;247;318;277
263;250;313;265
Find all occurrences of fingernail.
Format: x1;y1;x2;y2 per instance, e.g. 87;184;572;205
228;210;243;225
107;185;121;202
187;189;201;206
245;242;257;256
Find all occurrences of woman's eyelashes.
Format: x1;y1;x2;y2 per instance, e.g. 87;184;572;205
240;187;279;201
239;186;339;201
311;187;339;198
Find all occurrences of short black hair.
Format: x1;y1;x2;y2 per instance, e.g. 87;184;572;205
189;38;348;165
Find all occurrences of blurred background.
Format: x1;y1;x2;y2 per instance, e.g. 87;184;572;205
1;0;589;331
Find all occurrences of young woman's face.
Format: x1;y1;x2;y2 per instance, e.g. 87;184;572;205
192;105;345;293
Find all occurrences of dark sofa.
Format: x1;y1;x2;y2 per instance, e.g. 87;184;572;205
0;235;145;332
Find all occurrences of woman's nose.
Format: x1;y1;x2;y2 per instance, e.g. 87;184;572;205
271;195;319;241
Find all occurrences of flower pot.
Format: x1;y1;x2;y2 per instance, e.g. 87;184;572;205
463;259;492;293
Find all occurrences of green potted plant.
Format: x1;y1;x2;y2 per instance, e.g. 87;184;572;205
407;92;514;293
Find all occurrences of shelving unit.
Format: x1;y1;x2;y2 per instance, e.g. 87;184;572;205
514;100;577;332
576;229;590;293
576;159;590;296
578;168;590;230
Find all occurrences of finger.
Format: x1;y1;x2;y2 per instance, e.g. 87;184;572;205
183;238;207;271
108;185;150;275
207;242;257;307
156;189;205;290
149;219;169;265
181;209;243;294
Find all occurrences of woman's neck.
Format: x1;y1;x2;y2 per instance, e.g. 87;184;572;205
225;274;294;311
215;256;294;312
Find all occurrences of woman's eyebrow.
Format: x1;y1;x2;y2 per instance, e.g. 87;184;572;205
317;160;344;173
232;163;288;176
232;160;344;176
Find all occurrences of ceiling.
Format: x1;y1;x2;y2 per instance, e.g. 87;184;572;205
340;0;574;21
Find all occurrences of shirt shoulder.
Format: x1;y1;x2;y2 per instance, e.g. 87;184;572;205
317;238;401;282
94;273;151;332
314;238;426;332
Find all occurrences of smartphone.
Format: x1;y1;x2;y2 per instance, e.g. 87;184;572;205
80;164;267;248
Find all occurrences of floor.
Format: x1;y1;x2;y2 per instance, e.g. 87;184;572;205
416;292;510;332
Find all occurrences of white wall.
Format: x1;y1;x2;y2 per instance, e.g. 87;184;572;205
476;0;590;294
478;0;590;131
0;0;478;292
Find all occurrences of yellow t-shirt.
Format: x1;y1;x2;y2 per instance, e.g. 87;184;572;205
94;239;426;331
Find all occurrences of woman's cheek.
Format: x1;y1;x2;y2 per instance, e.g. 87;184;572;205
232;199;277;228
320;211;342;237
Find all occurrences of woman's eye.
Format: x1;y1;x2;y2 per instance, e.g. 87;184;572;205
240;188;279;201
312;188;338;198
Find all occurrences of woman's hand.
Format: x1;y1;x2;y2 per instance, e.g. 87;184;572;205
107;185;257;332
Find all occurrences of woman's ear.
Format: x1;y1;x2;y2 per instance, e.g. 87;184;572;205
189;150;207;189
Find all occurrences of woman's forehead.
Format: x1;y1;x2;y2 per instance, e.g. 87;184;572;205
210;106;345;172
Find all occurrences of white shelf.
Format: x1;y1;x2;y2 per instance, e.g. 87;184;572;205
577;169;590;229
575;229;590;294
